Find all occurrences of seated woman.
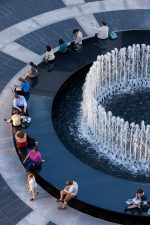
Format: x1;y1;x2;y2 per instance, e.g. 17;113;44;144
4;108;21;127
125;189;147;211
14;77;30;100
73;29;83;50
15;130;28;159
13;93;28;115
58;39;68;53
43;45;55;72
23;147;45;172
25;62;38;87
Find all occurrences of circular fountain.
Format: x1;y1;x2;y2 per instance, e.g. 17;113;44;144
79;44;150;175
30;32;150;223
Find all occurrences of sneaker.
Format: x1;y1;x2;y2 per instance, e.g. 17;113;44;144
30;198;34;201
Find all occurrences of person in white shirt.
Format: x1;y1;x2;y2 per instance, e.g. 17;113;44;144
44;45;55;72
92;21;109;51
92;21;109;39
57;180;78;210
27;173;38;201
73;29;83;50
13;93;27;114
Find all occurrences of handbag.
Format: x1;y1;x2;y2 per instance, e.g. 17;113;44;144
21;116;31;129
42;57;49;64
109;31;117;40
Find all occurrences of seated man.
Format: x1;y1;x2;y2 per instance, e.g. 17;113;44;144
14;77;30;100
91;20;109;40
57;180;78;210
13;93;28;115
125;188;147;212
91;20;109;51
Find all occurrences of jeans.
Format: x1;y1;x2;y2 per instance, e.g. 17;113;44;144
25;160;42;172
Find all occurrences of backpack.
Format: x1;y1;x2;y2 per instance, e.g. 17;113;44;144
21;116;31;129
109;31;117;40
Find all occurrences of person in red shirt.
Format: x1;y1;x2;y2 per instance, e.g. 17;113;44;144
15;130;28;159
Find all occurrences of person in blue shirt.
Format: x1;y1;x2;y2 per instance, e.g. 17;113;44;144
14;77;30;100
58;39;68;53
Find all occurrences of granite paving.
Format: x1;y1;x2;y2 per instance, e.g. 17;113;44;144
0;51;26;93
94;9;150;32
46;222;57;225
0;175;32;225
0;0;65;31
15;19;86;55
84;0;103;2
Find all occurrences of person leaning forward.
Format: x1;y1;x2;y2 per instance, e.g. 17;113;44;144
57;179;78;210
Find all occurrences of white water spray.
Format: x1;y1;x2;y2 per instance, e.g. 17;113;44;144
80;44;150;174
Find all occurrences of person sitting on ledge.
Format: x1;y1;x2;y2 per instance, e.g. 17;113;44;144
91;20;109;51
73;29;83;51
23;146;45;172
125;188;147;212
57;179;78;210
4;108;21;128
25;62;38;87
91;20;109;40
15;130;28;160
43;45;55;72
58;39;68;53
13;93;28;115
13;77;30;99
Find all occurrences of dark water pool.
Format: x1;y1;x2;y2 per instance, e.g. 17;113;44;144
52;64;150;182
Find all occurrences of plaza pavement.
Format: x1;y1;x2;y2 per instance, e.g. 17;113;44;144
0;0;150;224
